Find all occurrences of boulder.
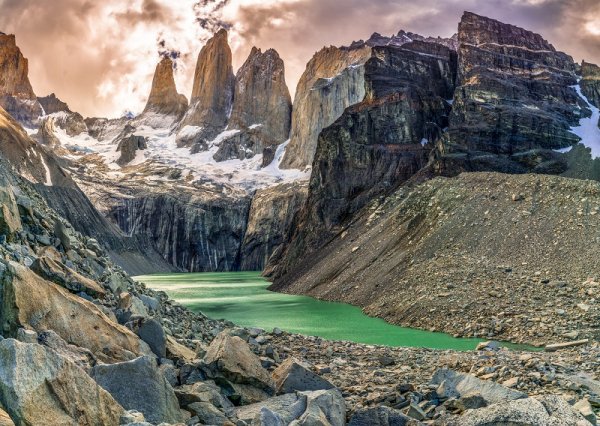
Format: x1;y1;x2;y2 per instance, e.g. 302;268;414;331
348;406;415;426
166;335;196;362
116;135;147;166
447;395;590;425
175;381;234;412
272;357;335;394
431;369;526;405
0;262;152;363
91;355;184;424
187;401;234;425
37;329;96;370
0;410;13;426
136;318;166;358
31;255;106;298
0;339;123;425
0;186;21;240
237;389;345;426
204;332;275;393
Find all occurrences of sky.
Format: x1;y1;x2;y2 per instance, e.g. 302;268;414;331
1;0;599;118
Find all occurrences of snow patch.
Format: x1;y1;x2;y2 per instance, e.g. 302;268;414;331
41;155;53;186
249;123;262;130
420;138;429;146
570;83;600;159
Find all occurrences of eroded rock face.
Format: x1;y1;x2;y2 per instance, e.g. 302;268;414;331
271;41;456;278
241;181;308;271
0;34;42;127
116;135;147;166
178;29;235;149
280;44;372;169
142;57;187;119
217;47;291;162
437;11;580;175
581;61;600;108
0;339;124;425
0;262;153;363
37;93;71;115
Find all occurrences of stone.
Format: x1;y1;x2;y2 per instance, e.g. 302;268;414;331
0;186;21;240
545;339;589;352
91;356;184;424
15;328;36;344
37;329;96;370
431;369;526;404
457;391;488;410
186;401;233;425
406;404;426;421
116;135;147;166
139;294;160;311
0;409;14;426
272;357;335;394
0;262;152;363
204;332;275;393
120;410;146;424
447;395;589;425
136;318;167;358
175;381;234;412
142;56;187;118
0;339;123;425
166;335;196;362
236;389;345;426
348;406;414;426
31;255;106;298
573;398;597;425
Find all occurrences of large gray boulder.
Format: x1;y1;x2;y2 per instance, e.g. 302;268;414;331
136;318;166;359
91;355;183;424
348;406;415;425
0;339;123;425
204;331;275;393
447;395;591;425
272;357;335;394
236;389;345;426
431;369;526;405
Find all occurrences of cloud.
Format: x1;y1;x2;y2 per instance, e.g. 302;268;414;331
0;0;598;118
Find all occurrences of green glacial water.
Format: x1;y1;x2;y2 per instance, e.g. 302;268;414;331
136;271;528;351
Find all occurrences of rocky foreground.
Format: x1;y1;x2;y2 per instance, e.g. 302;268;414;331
0;160;598;425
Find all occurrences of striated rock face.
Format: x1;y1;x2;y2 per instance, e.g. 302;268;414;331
142;57;187;119
280;44;372;169
178;29;235;150
365;30;459;51
0;34;42;127
241;181;308;271
107;188;252;272
270;41;457;278
217;47;291;162
436;11;581;175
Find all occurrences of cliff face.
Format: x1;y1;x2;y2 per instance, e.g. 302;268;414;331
241;181;308;271
37;93;71;115
0;34;42;127
142;57;187;119
280;45;372;169
436;12;581;175
581;61;600;108
178;29;235;150
215;48;292;163
269;41;457;278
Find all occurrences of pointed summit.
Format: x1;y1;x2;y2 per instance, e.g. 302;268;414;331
178;29;235;149
229;47;291;144
0;34;42;126
143;56;187;117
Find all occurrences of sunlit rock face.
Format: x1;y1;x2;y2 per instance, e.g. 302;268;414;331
142;57;188;119
280;44;372;170
177;29;235;152
215;47;292;164
0;34;43;127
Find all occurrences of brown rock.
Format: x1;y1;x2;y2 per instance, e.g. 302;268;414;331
178;29;235;148
166;335;196;362
204;331;275;393
142;56;187;118
0;409;14;426
0;34;42;126
31;255;106;298
0;262;152;363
